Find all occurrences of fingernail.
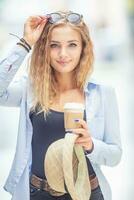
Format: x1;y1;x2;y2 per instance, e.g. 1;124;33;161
46;16;50;19
74;119;79;122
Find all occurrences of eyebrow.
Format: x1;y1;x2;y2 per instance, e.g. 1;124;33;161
50;40;79;43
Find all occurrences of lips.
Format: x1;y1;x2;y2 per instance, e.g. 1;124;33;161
57;60;70;65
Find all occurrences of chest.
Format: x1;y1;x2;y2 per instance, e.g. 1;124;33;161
50;89;85;112
27;86;104;140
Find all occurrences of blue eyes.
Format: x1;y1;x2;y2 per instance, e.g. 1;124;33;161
69;43;77;47
50;44;58;48
50;43;77;48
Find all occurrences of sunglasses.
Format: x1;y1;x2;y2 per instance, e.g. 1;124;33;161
46;12;83;25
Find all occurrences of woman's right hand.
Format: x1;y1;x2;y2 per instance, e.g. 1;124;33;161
23;15;49;47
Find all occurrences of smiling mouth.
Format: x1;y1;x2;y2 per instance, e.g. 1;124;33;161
57;60;70;65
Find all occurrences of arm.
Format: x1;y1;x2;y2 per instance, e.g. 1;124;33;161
0;45;28;106
0;15;48;107
87;86;122;167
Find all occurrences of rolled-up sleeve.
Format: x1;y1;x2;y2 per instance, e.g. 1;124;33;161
87;86;122;166
0;45;28;106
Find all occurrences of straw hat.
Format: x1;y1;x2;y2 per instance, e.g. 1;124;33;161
44;132;91;200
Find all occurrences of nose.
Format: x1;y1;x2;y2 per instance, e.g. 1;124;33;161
59;47;68;59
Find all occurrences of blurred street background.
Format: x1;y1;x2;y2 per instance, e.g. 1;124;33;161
0;0;134;199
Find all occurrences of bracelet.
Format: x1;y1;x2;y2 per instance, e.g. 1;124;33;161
17;42;30;53
84;142;94;155
9;33;31;52
20;38;31;50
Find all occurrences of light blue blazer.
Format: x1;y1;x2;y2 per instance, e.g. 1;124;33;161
0;45;122;200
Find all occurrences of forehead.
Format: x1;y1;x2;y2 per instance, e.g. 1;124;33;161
50;25;81;42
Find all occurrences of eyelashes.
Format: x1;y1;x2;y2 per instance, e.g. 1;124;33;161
69;43;77;47
50;44;59;48
50;43;78;48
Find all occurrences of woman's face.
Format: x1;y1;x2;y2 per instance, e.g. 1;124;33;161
49;25;82;74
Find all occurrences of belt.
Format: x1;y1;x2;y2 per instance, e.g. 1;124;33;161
30;174;99;196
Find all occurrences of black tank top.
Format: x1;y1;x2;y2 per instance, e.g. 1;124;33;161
30;108;95;179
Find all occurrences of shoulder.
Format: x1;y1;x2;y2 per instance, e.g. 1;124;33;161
85;77;115;94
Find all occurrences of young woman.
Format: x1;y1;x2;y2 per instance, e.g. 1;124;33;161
0;11;122;200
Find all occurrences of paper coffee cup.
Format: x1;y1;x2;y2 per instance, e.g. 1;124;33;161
64;102;85;132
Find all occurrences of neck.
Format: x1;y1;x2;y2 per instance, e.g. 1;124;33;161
55;72;76;92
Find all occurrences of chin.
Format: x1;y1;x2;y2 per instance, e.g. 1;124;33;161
51;63;76;73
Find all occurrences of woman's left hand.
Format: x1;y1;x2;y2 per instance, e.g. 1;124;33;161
71;119;93;151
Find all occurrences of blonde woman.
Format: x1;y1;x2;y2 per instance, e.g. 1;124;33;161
0;11;122;200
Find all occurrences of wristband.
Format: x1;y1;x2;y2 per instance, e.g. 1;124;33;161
17;42;30;53
20;38;31;50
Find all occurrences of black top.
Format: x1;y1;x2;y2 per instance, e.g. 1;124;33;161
30;108;95;179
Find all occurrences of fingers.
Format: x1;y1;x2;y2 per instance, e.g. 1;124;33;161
71;119;93;150
74;119;88;130
26;15;48;28
71;128;89;137
28;15;46;22
75;141;93;151
36;19;47;32
75;136;92;144
71;119;90;137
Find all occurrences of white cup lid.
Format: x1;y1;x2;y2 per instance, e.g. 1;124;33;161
64;102;85;110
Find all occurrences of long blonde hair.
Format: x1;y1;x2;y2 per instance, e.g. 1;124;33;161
29;11;94;115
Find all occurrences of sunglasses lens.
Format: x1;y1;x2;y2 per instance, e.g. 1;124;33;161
49;13;62;23
46;12;82;24
68;13;81;24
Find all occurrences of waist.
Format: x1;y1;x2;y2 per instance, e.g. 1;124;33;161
30;173;99;197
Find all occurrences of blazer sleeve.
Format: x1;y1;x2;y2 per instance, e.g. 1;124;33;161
87;86;122;167
0;45;28;107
